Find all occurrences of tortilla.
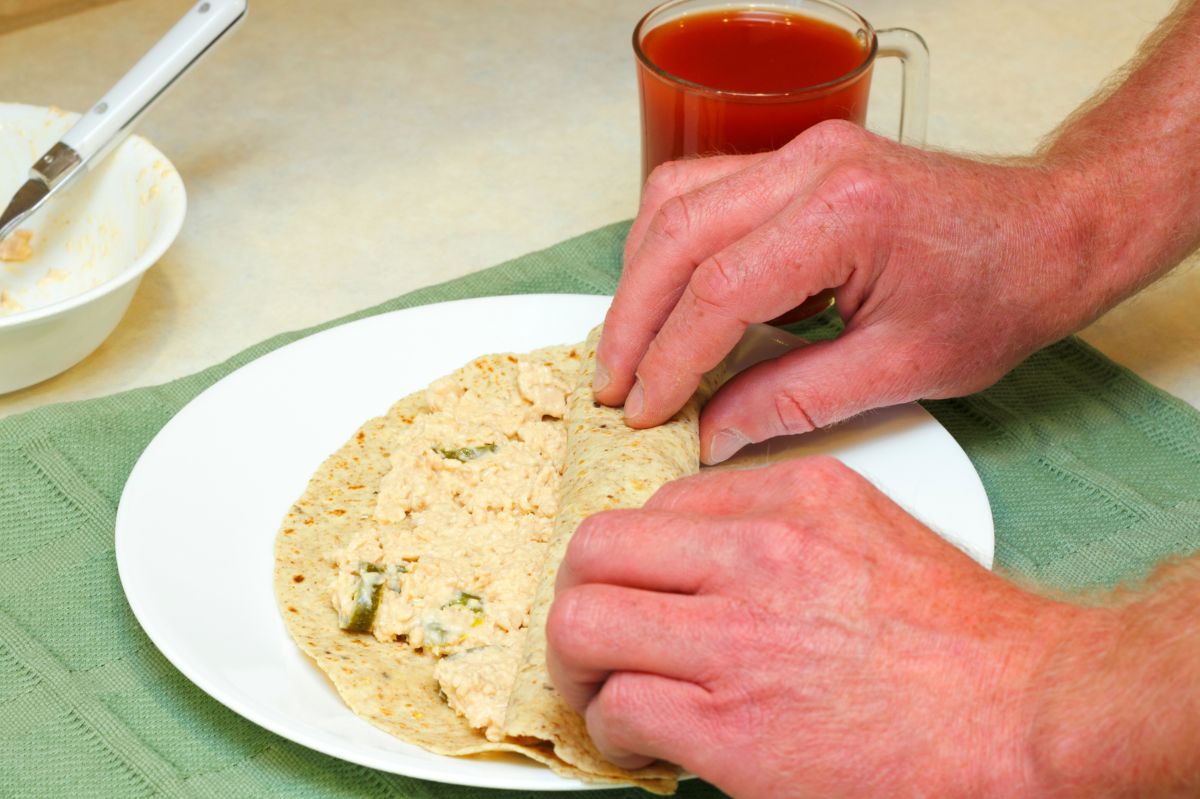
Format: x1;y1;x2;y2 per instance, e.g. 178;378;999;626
501;328;705;782
274;329;707;793
273;386;575;770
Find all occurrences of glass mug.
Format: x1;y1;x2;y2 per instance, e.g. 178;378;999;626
633;1;928;318
634;0;930;181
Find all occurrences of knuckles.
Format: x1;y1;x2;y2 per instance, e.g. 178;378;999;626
647;192;695;248
564;511;621;579
643;477;694;512
546;585;600;661
741;517;810;578
780;118;876;167
772;388;821;436
644;470;726;512
642;159;691;204
781;119;900;221
591;672;707;758
792;117;872;151
784;455;860;497
688;252;744;314
819;162;895;220
591;671;647;728
585;675;660;770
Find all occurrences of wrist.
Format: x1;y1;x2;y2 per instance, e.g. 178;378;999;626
1025;581;1200;796
1023;603;1125;797
1039;137;1200;332
1028;154;1150;333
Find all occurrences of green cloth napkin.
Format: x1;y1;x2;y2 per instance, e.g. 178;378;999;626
2;220;1198;798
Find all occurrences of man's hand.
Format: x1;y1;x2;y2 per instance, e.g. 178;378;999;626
594;124;1124;464
591;4;1200;466
554;5;1200;794
546;458;1091;798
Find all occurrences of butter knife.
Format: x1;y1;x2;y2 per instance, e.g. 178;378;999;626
0;0;247;242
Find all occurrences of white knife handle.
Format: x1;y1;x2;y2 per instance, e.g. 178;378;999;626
61;0;246;166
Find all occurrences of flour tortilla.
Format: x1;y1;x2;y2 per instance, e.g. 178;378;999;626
273;386;575;770
274;332;708;792
501;328;707;782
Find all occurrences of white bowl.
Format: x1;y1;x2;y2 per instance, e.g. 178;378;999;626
0;102;186;394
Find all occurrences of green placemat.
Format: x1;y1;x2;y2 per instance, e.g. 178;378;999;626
2;220;1199;798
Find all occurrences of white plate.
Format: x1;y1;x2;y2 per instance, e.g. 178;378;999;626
116;294;993;791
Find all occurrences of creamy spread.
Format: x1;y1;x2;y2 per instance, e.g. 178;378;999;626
0;289;21;313
434;643;522;741
0;229;33;263
329;346;580;737
37;267;67;287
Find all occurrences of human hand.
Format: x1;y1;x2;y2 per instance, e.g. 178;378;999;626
594;122;1123;464
546;457;1089;798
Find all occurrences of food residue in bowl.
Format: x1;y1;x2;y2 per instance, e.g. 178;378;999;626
1;103;186;322
0;229;33;262
0;218;128;319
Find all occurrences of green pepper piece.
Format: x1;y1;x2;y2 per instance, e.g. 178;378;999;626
423;619;451;645
338;562;385;633
433;443;497;462
442;590;484;615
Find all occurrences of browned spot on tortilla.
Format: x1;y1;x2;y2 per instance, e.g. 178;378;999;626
293;574;305;583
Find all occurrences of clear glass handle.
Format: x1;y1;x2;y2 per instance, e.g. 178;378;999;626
875;28;929;147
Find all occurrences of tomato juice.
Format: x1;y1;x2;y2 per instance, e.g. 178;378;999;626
636;7;873;179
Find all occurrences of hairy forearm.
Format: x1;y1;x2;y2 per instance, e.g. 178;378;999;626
1042;0;1200;314
1028;557;1200;796
992;9;1200;786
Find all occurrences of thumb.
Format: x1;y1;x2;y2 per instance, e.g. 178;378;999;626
699;327;925;464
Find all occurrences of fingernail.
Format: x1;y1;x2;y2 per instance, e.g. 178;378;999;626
592;360;611;393
625;377;644;418
708;428;750;464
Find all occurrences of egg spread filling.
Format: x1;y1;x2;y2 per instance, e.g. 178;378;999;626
328;346;579;738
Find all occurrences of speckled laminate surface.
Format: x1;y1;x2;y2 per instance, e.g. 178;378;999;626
0;0;1194;416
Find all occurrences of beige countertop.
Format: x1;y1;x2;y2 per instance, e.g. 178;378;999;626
0;0;1196;418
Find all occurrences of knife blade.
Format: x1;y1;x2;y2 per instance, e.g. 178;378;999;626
0;0;247;244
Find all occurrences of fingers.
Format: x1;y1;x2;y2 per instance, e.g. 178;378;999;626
624;153;765;266
646;458;857;525
699;327;925;464
585;672;714;771
594;152;813;407
555;509;735;597
556;472;825;597
545;584;725;713
624;187;872;427
642;467;800;516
